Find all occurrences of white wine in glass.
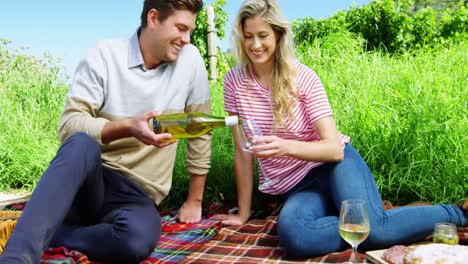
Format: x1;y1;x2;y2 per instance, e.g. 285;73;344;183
339;200;370;262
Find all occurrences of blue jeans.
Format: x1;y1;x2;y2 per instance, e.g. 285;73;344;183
0;133;161;264
277;144;466;258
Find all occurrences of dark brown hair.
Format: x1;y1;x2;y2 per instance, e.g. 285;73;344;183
141;0;203;28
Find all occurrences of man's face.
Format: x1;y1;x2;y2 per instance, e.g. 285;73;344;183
151;9;196;62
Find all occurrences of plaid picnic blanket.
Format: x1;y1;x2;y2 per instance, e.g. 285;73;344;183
39;216;221;264
3;203;221;264
180;216;368;264
141;216;221;264
460;227;468;242
41;247;96;264
181;216;468;264
4;202;468;264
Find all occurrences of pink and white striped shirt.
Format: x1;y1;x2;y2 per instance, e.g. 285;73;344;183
223;61;350;195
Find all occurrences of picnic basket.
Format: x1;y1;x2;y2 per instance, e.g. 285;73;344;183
0;192;29;255
0;210;22;254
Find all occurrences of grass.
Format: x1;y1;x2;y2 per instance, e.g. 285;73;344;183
0;33;466;210
0;40;67;192
296;32;467;204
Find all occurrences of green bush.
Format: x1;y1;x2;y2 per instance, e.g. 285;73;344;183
293;0;468;53
439;2;468;40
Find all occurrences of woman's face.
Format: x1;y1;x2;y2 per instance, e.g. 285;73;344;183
242;15;277;68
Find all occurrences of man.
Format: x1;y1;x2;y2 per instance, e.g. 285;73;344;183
0;0;210;263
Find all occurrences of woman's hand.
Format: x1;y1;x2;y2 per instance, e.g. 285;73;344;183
247;117;345;162
249;135;290;158
209;214;247;226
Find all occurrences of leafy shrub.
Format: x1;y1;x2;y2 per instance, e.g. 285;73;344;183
293;0;468;53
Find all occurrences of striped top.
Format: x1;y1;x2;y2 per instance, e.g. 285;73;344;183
223;61;350;195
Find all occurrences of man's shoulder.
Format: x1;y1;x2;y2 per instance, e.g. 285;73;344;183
76;37;132;74
179;44;202;59
80;38;131;66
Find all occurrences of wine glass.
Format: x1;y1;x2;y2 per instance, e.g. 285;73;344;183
233;118;278;190
233;119;255;152
339;200;370;263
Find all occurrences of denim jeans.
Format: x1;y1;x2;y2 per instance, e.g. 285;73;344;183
0;133;161;264
277;144;466;258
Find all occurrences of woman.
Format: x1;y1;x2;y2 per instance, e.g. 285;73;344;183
211;0;467;258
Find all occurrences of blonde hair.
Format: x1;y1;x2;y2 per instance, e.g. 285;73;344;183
232;0;298;128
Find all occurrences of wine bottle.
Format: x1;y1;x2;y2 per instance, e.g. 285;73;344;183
153;112;241;139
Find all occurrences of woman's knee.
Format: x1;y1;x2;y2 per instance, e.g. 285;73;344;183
278;216;310;257
278;202;347;258
278;216;338;258
333;145;366;172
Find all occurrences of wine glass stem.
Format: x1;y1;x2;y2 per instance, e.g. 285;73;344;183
351;245;358;263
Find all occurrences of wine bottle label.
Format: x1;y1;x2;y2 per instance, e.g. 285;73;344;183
225;116;239;126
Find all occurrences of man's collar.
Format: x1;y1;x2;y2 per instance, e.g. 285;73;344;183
128;27;171;71
128;27;145;69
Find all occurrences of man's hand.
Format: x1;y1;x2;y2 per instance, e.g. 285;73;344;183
128;111;174;148
209;214;247;226
175;200;202;223
102;111;175;146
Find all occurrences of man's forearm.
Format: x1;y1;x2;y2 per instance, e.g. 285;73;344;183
186;173;207;203
101;119;132;144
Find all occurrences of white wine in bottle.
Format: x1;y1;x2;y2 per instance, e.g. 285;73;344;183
153;112;241;139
